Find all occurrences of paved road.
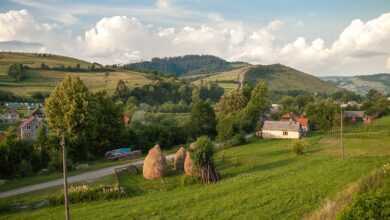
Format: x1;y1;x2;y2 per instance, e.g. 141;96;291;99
0;154;175;199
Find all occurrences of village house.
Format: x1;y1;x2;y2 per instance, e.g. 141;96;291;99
343;111;365;123
19;108;45;140
280;112;310;135
259;120;302;139
0;108;20;123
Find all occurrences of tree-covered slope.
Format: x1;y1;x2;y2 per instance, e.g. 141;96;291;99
125;55;234;76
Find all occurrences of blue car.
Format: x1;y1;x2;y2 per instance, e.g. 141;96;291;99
105;147;132;160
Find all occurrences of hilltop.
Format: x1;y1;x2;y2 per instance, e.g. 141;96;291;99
194;64;338;93
323;73;390;95
125;55;238;76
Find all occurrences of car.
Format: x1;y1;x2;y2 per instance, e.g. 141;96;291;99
105;147;131;160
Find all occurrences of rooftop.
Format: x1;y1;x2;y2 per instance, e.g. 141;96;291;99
262;120;301;131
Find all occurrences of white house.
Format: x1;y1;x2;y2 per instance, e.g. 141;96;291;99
19;107;45;140
19;116;43;140
260;120;302;139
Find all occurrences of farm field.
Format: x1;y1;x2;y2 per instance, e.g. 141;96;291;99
0;70;153;96
1;117;390;220
0;52;153;96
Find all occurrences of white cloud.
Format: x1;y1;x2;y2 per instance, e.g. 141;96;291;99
0;9;53;42
156;0;170;9
386;57;390;69
267;20;284;31
2;8;390;75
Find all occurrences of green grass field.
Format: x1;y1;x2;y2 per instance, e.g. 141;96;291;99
0;70;153;96
1;117;389;219
0;52;153;96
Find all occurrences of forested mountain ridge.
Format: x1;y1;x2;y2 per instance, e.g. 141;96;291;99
125;55;235;76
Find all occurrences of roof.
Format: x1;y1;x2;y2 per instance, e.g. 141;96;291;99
5;108;18;115
344;111;365;118
296;116;309;127
281;112;298;120
19;116;36;129
262;120;301;131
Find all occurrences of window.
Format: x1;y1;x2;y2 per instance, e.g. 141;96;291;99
283;131;288;136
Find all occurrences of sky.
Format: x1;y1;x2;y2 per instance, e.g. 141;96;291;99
1;0;390;76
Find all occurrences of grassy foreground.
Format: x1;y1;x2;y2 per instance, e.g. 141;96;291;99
1;116;390;220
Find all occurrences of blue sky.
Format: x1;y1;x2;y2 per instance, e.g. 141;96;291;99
1;0;390;75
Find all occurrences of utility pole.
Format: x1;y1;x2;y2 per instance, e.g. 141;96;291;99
61;134;70;220
340;107;344;160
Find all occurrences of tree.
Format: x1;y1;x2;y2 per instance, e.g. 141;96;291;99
45;75;92;220
240;81;269;132
305;100;340;131
190;136;220;184
190;101;217;139
216;89;248;117
91;91;125;154
363;90;389;117
8;64;26;81
114;80;129;101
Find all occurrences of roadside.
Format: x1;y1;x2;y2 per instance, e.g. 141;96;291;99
0;154;174;199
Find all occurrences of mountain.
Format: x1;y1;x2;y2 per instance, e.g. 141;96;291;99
125;55;235;76
322;73;390;95
194;64;338;93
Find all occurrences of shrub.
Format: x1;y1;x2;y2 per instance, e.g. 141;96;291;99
292;140;308;155
48;184;127;205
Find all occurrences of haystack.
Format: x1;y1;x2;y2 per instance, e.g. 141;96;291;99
143;144;167;180
184;143;197;176
174;146;186;171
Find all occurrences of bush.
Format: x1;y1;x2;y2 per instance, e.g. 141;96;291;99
339;193;390;220
48;184;127;205
292;140;308;155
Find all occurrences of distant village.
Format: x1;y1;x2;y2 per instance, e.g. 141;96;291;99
0;100;377;144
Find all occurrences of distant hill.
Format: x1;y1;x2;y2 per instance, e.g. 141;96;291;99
194;64;338;93
322;73;390;95
0;52;92;70
125;55;235;76
0;52;153;97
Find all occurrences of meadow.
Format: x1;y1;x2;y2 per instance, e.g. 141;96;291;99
1;117;389;219
0;52;153;96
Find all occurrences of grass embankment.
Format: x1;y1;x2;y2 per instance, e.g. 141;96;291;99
1;116;390;219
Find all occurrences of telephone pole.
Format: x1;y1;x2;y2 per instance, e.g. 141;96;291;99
61;134;70;220
340;107;344;160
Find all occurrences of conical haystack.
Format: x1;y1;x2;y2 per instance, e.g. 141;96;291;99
184;143;197;176
143;144;167;180
174;146;186;171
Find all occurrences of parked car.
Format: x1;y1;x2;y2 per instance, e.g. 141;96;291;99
105;148;142;160
105;148;131;160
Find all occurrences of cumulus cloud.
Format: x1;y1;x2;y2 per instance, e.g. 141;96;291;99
386;57;390;70
3;8;390;75
0;9;53;42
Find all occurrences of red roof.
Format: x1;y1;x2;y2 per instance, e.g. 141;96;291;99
296;116;309;128
19;116;35;129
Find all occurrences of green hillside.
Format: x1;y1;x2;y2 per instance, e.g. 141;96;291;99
0;52;153;97
194;64;338;93
125;55;236;76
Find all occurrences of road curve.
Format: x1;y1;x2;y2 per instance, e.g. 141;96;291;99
0;154;174;199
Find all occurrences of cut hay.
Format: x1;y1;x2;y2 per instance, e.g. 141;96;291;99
143;144;167;180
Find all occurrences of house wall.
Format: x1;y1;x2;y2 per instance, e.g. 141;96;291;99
262;130;301;139
20;118;42;140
